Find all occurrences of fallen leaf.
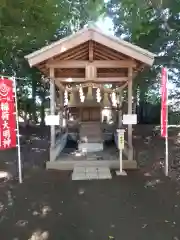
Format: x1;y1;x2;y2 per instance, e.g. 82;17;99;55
32;211;39;216
16;220;28;227
41;231;49;240
78;188;85;195
142;224;148;229
42;206;51;216
110;224;115;228
173;237;179;240
144;172;151;177
109;236;115;239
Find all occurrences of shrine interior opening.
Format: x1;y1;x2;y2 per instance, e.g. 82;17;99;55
25;25;155;171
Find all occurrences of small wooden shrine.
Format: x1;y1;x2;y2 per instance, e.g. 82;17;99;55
25;24;155;169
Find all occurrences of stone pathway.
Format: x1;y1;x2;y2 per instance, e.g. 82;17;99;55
72;165;112;180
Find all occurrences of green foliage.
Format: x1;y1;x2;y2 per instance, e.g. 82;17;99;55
0;0;105;123
107;0;180;117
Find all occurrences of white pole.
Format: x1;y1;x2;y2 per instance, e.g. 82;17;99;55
12;77;22;183
165;131;168;176
165;70;169;176
119;148;123;173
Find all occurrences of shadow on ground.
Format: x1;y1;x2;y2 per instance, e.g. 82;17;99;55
0;171;180;240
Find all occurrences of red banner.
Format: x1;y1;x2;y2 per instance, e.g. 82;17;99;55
0;78;16;149
161;68;168;138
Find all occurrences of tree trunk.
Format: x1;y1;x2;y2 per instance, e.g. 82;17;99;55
138;82;149;123
40;104;45;125
40;89;46;126
139;87;146;123
31;79;37;123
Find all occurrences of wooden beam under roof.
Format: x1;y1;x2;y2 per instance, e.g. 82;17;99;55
46;60;136;68
55;77;128;83
89;40;94;61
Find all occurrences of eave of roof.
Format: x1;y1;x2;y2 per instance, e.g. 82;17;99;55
25;26;156;67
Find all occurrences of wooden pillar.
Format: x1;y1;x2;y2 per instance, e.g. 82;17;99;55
128;67;133;160
118;91;123;128
50;67;56;149
59;89;63;132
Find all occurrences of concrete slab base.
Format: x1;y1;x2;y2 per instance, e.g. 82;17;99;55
116;170;127;176
72;166;112;180
47;159;137;171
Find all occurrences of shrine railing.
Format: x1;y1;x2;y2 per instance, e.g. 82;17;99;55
50;130;68;161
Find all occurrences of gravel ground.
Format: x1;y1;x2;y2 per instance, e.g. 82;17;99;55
133;125;180;181
0;125;180;239
0;170;180;240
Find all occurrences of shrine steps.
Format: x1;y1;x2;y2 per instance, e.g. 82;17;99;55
78;121;103;152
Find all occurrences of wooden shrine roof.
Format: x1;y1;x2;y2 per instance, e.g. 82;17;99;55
25;26;155;79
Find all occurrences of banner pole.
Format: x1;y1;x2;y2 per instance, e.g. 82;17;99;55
12;77;22;183
165;129;168;176
165;70;169;176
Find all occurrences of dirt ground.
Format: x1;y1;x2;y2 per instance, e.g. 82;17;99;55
0;125;180;240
